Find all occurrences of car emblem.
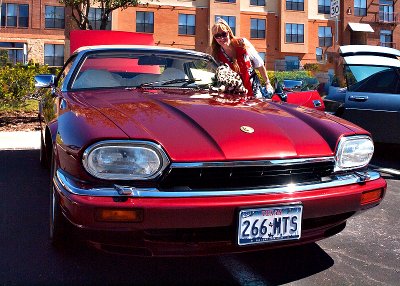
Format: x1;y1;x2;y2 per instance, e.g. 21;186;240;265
240;126;254;133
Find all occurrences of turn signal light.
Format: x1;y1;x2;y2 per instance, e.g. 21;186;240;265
361;189;383;205
95;208;143;222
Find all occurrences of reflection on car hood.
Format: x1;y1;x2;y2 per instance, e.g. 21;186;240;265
71;89;365;161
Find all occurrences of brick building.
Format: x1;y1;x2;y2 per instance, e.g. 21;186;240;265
0;0;398;72
0;0;65;65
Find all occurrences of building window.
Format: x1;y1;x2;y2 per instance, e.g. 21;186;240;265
44;44;64;67
250;0;265;5
136;11;154;33
318;27;333;47
179;14;195;35
318;0;330;14
380;30;393;47
18;4;28;27
354;0;367;16
1;3;29;28
316;47;323;61
215;16;236;35
285;56;300;71
45;6;65;29
285;23;304;43
0;42;25;64
379;0;394;22
250;19;266;39
88;8;111;30
258;52;266;62
286;0;304;11
215;0;236;3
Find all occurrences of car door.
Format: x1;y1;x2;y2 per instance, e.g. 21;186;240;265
343;66;400;144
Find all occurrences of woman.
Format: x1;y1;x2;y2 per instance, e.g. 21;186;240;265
211;18;273;98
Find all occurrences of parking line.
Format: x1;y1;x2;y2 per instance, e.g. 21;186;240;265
219;255;268;286
370;165;400;176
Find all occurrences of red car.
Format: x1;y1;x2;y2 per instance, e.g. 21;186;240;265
35;38;386;256
272;79;325;111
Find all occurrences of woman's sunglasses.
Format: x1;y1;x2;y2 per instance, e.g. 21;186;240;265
214;32;228;39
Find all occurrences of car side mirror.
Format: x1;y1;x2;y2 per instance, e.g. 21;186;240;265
35;74;56;88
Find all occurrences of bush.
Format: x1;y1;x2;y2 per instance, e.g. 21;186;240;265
257;70;315;87
0;62;56;108
0;50;10;66
303;63;320;73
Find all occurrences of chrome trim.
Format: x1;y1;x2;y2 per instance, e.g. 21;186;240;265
55;169;381;198
170;156;335;168
82;140;170;180
59;98;67;110
347;107;397;113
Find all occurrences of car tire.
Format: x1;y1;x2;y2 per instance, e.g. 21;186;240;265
40;132;49;169
49;156;68;247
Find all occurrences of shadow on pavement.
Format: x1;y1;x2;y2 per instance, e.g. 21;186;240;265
232;244;334;285
374;143;400;158
0;150;334;286
371;143;400;181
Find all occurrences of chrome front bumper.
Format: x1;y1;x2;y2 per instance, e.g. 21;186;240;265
55;169;381;198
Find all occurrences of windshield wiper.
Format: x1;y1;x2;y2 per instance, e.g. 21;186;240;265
162;78;195;86
137;78;196;88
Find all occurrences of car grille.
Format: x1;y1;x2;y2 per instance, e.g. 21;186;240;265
159;159;335;190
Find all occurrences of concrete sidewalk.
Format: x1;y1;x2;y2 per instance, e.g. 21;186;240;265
0;131;40;150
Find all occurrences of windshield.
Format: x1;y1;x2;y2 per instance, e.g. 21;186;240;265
70;50;217;90
345;65;400;94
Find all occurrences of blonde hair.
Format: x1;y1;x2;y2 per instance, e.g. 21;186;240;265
211;18;245;73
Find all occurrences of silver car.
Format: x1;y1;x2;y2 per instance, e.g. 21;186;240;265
325;45;400;144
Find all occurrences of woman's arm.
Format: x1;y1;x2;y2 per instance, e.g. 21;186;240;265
257;65;274;94
242;38;273;89
256;65;270;85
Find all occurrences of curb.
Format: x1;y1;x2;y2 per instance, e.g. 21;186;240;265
0;131;40;150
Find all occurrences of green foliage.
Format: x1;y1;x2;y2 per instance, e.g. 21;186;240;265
0;50;10;66
273;70;314;84
61;0;139;30
0;99;38;112
257;70;315;87
0;63;56;108
303;63;320;72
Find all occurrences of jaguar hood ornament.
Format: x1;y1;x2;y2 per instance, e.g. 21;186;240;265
240;126;255;134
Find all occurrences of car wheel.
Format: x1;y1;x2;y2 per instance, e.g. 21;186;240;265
49;156;68;246
40;132;49;169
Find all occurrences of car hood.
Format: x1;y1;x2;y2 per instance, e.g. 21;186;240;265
68;89;365;161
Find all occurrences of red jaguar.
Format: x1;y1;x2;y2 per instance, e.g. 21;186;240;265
35;34;386;256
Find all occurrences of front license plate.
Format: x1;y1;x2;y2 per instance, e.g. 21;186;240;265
238;205;303;246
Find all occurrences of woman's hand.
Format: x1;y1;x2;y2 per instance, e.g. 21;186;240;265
265;82;274;94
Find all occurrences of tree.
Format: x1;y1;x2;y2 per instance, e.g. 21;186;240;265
60;0;140;30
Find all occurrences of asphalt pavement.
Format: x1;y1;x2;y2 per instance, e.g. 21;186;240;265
0;148;399;285
0;132;398;285
0;131;40;150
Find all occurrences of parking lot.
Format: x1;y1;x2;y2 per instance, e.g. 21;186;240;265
0;146;398;285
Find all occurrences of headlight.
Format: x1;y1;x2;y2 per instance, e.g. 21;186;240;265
335;135;374;171
82;141;170;180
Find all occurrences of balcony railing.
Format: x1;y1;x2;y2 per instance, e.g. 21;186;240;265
377;11;399;24
380;42;396;49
